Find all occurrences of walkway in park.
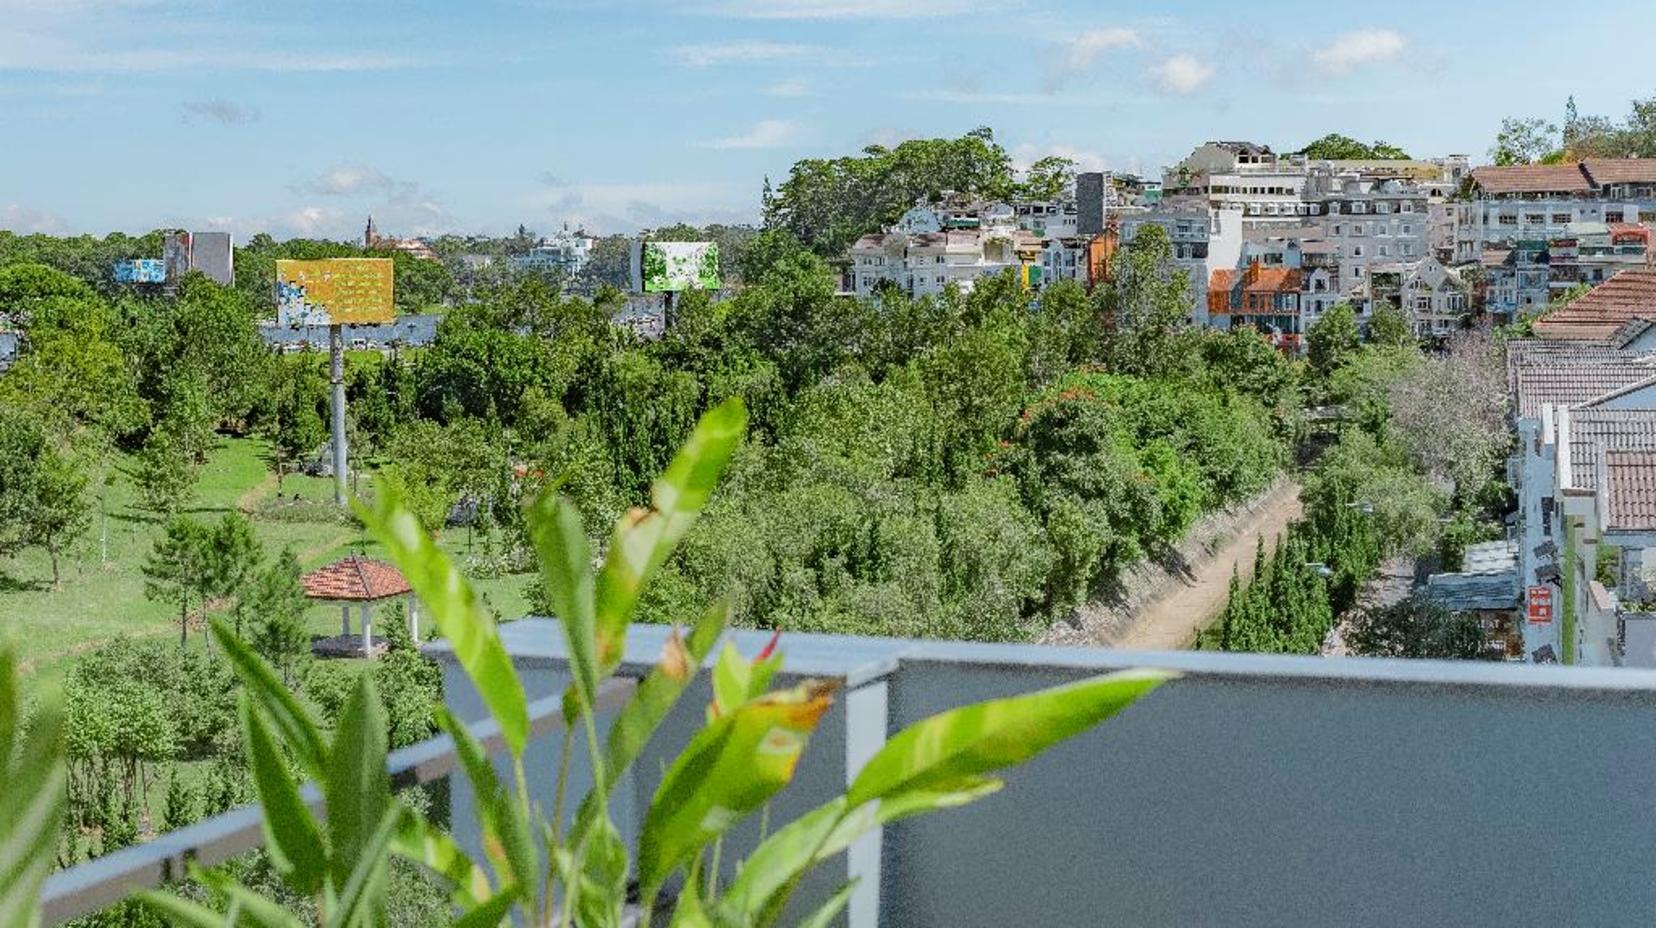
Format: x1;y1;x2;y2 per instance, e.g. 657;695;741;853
1100;481;1304;652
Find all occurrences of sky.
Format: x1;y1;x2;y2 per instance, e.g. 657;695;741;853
2;0;1654;242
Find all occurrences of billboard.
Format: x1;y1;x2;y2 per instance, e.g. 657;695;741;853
631;241;720;293
275;258;395;326
114;259;167;284
191;232;234;285
163;231;193;282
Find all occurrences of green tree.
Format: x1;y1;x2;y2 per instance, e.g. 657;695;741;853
134;427;199;516
1347;595;1486;659
1307;302;1361;379
141;516;212;645
235;547;312;685
1367;304;1414;348
1296;133;1411;160
0;407;91;588
1491;117;1561;165
1097;224;1196;378
203;512;265;606
765;128;1017;255
1017;155;1078;201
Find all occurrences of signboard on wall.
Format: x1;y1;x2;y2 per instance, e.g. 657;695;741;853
275;258;395;326
630;241;720;293
163;231;193;282
114;259;167;284
1527;585;1554;625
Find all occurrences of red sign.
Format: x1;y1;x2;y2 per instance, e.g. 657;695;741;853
1527;586;1554;625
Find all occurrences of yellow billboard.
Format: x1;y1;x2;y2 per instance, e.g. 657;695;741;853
275;258;394;326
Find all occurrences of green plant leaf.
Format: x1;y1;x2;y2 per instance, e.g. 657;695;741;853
358;482;529;756
527;492;600;722
391;810;493;907
325;805;405;928
594;398;746;673
240;695;326;893
324;673;391;894
602;598;728;785
0;650;65;928
794;879;858;928
723;777;1002;921
637;678;836;896
212;618;327;780
195;867;313;928
449;890;519;928
573;799;628;928
436;706;539;907
846;669;1174;808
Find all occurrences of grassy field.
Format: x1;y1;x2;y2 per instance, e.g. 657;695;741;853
1;436;532;691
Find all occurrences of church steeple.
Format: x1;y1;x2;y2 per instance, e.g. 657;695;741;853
364;215;378;247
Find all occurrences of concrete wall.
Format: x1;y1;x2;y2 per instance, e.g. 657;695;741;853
436;622;1656;927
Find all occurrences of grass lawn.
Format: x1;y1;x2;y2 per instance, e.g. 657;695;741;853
2;436;533;692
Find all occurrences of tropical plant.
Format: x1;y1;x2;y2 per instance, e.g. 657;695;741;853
1;646;67;928
136;397;1173;927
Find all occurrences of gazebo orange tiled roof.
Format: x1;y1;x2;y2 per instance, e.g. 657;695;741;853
301;555;412;602
301;555;418;658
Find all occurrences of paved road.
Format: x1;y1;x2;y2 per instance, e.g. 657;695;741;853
1110;481;1304;651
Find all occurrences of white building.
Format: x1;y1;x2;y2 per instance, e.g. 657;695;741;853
847;205;1036;298
513;225;596;275
1118;201;1244;324
1454;160;1656;265
1369;258;1470;337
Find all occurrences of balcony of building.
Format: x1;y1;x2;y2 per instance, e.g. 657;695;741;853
41;620;1656;927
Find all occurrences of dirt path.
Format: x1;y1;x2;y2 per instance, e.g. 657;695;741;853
1104;481;1303;651
236;471;280;513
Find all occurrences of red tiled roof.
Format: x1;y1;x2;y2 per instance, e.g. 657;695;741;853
1534;269;1656;341
1604;450;1656;531
301;555;412;601
1471;163;1593;196
1209;268;1236;291
1243;266;1301;293
1582;159;1656;187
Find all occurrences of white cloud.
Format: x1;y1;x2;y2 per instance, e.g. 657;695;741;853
702;0;993;18
1057;28;1141;76
1011;143;1110;174
1;203;68;234
765;79;811;97
701;119;800;150
295;165;400;197
1312;28;1406;75
529;179;756;235
904;89;1091;106
1149;54;1214;95
671;41;814;67
180;98;260;124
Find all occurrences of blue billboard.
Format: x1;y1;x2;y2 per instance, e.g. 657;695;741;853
114;259;166;284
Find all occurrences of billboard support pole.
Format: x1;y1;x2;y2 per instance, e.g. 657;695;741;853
329;324;348;507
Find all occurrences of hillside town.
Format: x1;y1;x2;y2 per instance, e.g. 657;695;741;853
10;1;1656;923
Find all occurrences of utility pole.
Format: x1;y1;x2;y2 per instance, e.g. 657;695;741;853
330;324;348;507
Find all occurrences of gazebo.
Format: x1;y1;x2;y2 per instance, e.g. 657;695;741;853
300;554;418;658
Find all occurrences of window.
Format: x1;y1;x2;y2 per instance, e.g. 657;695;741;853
1334;224;1344;235
1415;297;1432;311
936;256;944;264
1552;214;1571;224
1524;213;1544;225
1401;224;1413;235
1379;245;1390;257
1403;243;1415;256
1353;245;1365;257
1401;202;1414;213
1354;266;1365;277
1499;214;1518;226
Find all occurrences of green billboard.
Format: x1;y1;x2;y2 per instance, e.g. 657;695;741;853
633;241;720;293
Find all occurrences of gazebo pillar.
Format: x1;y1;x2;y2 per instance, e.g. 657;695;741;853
361;602;374;657
340;604;352;637
406;594;420;642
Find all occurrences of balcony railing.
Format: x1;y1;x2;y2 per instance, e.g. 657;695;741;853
45;620;1656;927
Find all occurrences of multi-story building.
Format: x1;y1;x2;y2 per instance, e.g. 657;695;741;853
1207;262;1303;349
1368;257;1470;337
1116;201;1244;324
364;216;438;261
847;204;1041;298
1479;222;1651;319
513;225;596;275
1454;159;1656;265
1163;142;1312;225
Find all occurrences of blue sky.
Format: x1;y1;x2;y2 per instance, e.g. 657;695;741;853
2;0;1654;241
